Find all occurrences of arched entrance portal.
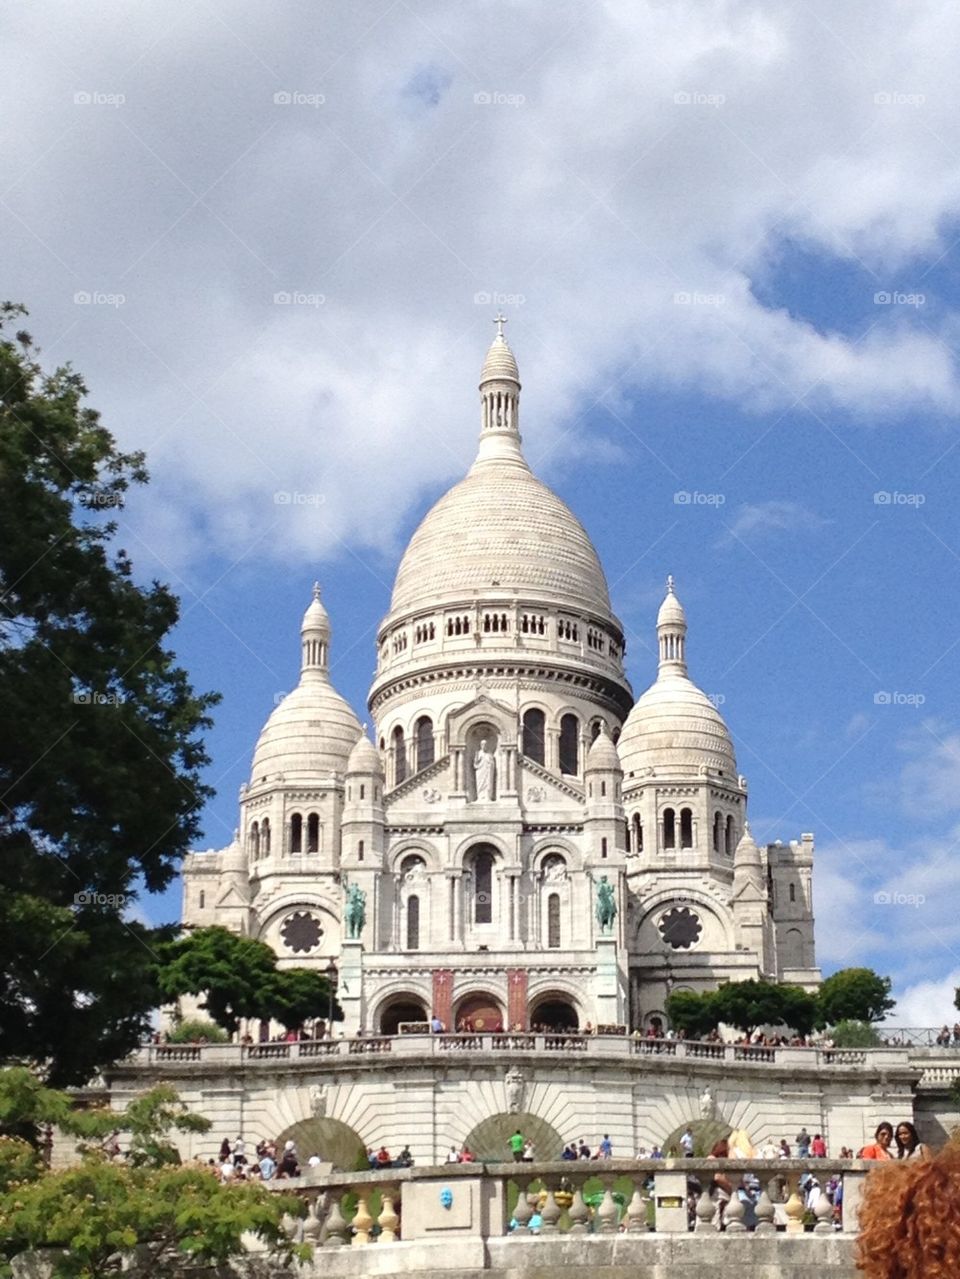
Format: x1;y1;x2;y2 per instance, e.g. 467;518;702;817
529;997;579;1032
454;993;504;1032
274;1117;366;1172
378;995;428;1035
462;1112;564;1162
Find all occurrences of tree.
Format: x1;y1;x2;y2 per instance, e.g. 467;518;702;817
710;980;818;1037
165;1018;229;1045
157;927;340;1035
0;304;219;1086
818;968;895;1027
829;1019;885;1048
664;989;718;1039
0;1076;306;1279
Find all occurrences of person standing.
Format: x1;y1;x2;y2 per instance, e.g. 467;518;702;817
680;1127;695;1157
599;1134;613;1159
795;1128;811;1158
509;1130;525;1162
811;1133;827;1158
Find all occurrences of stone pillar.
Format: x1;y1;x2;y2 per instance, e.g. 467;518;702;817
433;968;454;1030
507;968;528;1031
339;939;364;1036
594;936;624;1027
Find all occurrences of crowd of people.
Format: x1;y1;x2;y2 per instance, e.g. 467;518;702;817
211;1135;323;1183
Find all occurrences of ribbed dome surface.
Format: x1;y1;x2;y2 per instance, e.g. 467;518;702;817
586;725;621;772
347;732;383;775
480;333;520;384
618;672;736;778
251;681;361;783
390;458;613;617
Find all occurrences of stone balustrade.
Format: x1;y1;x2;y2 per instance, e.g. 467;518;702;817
269;1158;868;1248
133;1033;930;1071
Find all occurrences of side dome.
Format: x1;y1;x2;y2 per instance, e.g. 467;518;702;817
249;584;362;784
618;579;737;779
347;731;383;776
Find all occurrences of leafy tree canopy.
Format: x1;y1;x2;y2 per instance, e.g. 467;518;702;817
157;927;341;1035
818;968;895;1027
710;979;818;1037
664;989;716;1039
828;1019;885;1048
0;304;219;1086
165;1018;229;1045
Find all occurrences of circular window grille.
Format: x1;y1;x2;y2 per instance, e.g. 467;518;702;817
281;912;323;953
659;906;703;950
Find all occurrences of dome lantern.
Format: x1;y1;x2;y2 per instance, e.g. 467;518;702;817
301;581;331;678
657;575;687;673
476;313;524;465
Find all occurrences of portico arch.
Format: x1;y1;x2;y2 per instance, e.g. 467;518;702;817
273;1117;366;1172
462;1111;564;1162
529;995;580;1032
454;992;504;1032
377;993;428;1035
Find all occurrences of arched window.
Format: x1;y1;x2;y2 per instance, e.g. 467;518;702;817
559;714;579;775
547;893;561;948
392;725;407;785
522;708;546;766
632;812;643;852
662;808;676;850
358;840;364;862
601;837;608;858
789;882;796;903
591;719;603;741
472;847;495;924
261;818;270;855
290;812;302;854
249;821;260;858
415;716;434;771
713;811;722;853
680;807;693;849
307;812;320;854
406;896;420;950
725;814;734;856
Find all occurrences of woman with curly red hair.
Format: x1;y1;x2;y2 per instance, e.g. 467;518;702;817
856;1137;957;1279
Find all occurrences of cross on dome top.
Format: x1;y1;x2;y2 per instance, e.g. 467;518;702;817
493;311;507;338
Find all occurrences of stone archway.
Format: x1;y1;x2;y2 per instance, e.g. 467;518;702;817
529;995;579;1032
378;994;428;1035
660;1117;732;1159
274;1117;367;1172
454;992;504;1032
462;1111;565;1163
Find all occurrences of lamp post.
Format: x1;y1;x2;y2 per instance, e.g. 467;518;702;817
325;959;338;1037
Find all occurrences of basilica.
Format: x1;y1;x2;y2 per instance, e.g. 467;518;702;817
181;323;819;1037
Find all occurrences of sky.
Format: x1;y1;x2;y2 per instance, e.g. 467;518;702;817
4;0;960;1027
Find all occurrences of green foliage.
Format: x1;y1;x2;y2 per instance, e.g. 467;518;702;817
710;979;818;1036
0;1137;44;1194
664;989;716;1038
818;968;895;1026
114;1085;211;1169
828;1019;885;1048
0;1162;306;1279
158;927;340;1034
0;1068;114;1150
165;1018;228;1044
0;304;219;1086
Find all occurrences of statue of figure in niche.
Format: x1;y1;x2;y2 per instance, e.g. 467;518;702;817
473;738;496;801
595;875;617;934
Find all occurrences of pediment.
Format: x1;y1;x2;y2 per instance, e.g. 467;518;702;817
446;692;518;744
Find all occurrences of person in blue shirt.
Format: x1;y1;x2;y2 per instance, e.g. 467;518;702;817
259;1153;276;1181
599;1134;613;1158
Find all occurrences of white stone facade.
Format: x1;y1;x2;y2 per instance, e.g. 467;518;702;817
181;324;819;1038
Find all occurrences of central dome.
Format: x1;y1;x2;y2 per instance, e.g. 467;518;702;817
390;324;612;620
390;458;613;617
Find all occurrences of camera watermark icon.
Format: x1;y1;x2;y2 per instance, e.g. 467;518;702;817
874;91;925;107
73;691;126;706
874;290;925;307
74;90;125;108
473;91;526;107
79;492;124;509
274;491;326;506
674;91;726;107
273;691;289;706
873;890;925;907
873;691;925;707
473;291;526;306
273;291;325;307
707;693;726;707
74;891;127;908
74;291;125;308
673;291;725;306
873;490;925;506
674;490;725;506
273;90;325;107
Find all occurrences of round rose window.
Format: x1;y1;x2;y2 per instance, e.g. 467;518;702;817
659;906;702;950
281;911;323;953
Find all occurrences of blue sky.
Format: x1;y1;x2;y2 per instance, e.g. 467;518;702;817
5;1;960;1025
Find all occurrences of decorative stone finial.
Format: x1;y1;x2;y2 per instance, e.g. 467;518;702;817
312;580;322;601
493;311;507;338
666;574;675;593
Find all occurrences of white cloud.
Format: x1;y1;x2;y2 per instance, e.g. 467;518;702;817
890;969;960;1029
718;500;827;545
3;1;960;568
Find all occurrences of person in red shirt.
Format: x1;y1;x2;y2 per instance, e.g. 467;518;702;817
811;1134;827;1157
375;1146;392;1166
460;1145;476;1163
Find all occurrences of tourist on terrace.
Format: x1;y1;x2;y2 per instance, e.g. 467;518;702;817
598;1133;613;1159
680;1127;694;1157
460;1145;476;1162
936;1025;950;1046
562;1143;577;1160
430;1013;444;1034
895;1122;931;1160
795;1127;811;1158
397;1145;414;1167
578;1139;591;1159
258;1150;276;1180
650;1144;663;1159
521;1139;535;1162
859;1122;895;1159
509;1130;525;1162
375;1145;392;1166
778;1139;791;1158
811;1133;827;1157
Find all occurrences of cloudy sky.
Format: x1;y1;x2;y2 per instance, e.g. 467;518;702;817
6;0;960;1027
